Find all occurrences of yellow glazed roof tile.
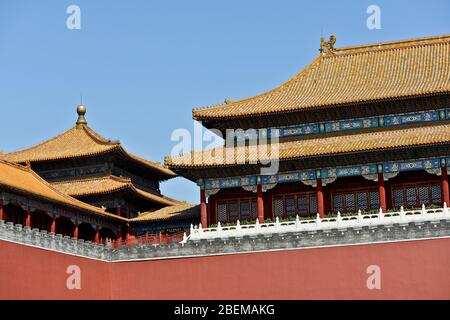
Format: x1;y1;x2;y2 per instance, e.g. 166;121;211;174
130;203;200;222
51;175;180;206
0;160;126;221
165;123;450;168
193;35;450;120
3;124;176;178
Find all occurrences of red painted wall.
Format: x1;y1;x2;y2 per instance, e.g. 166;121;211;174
1;238;449;300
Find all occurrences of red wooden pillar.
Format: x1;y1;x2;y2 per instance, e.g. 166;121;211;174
442;167;449;206
50;217;56;233
257;184;264;223
316;179;325;218
200;188;207;228
378;173;387;213
25;208;31;227
95;227;100;243
73;223;79;239
0;201;3;221
125;225;130;241
115;227;122;247
116;207;121;217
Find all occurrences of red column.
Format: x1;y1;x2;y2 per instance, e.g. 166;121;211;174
115;228;122;247
200;188;207;228
95;228;100;243
73;223;79;239
125;226;130;241
317;179;325;218
257;184;264;223
442;167;449;206
0;201;3;221
25;208;31;227
50;217;56;233
378;173;387;213
116;207;121;217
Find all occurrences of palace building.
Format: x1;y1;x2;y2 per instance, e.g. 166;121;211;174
1;106;198;242
0;159;126;241
165;34;450;228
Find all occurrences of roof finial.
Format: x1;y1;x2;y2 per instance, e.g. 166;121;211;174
76;104;87;125
319;34;336;54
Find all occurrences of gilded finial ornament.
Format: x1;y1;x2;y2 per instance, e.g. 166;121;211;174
224;98;232;105
319;35;336;54
76;104;87;125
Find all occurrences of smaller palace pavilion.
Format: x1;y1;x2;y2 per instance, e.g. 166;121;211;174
1;106;199;242
166;34;450;228
0;159;126;241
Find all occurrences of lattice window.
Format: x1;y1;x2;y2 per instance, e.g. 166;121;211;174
393;182;442;208
217;203;227;222
250;200;258;220
333;189;378;213
369;191;380;210
240;200;251;221
406;187;417;206
418;186;429;205
309;195;318;216
431;184;442;204
345;193;356;212
285;196;296;217
274;197;284;217
393;189;404;208
297;196;308;215
228;201;238;221
357;192;368;210
333;194;344;212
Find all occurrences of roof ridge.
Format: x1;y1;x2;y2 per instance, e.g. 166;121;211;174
51;174;131;185
333;34;450;56
0;159;127;221
192;34;450;120
118;147;177;177
0;159;30;172
6;126;78;158
193;56;323;117
131;184;180;206
5;124;118;160
81;125;120;146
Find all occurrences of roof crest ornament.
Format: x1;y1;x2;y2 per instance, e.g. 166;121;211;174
319;35;336;54
76;104;88;126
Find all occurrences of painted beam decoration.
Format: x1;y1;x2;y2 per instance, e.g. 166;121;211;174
201;157;449;192
235;108;450;141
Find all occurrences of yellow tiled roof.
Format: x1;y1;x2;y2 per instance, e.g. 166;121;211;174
51;175;180;206
193;35;450;120
0;160;127;221
130;203;200;222
165;123;450;168
3;124;176;179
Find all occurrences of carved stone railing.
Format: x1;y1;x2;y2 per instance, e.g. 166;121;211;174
183;204;450;243
1;204;450;261
0;220;111;260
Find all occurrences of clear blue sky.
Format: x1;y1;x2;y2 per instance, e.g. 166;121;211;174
0;0;448;204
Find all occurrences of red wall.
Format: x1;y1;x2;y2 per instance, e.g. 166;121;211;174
1;238;449;300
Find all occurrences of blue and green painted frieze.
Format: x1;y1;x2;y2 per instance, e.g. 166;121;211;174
201;157;450;190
